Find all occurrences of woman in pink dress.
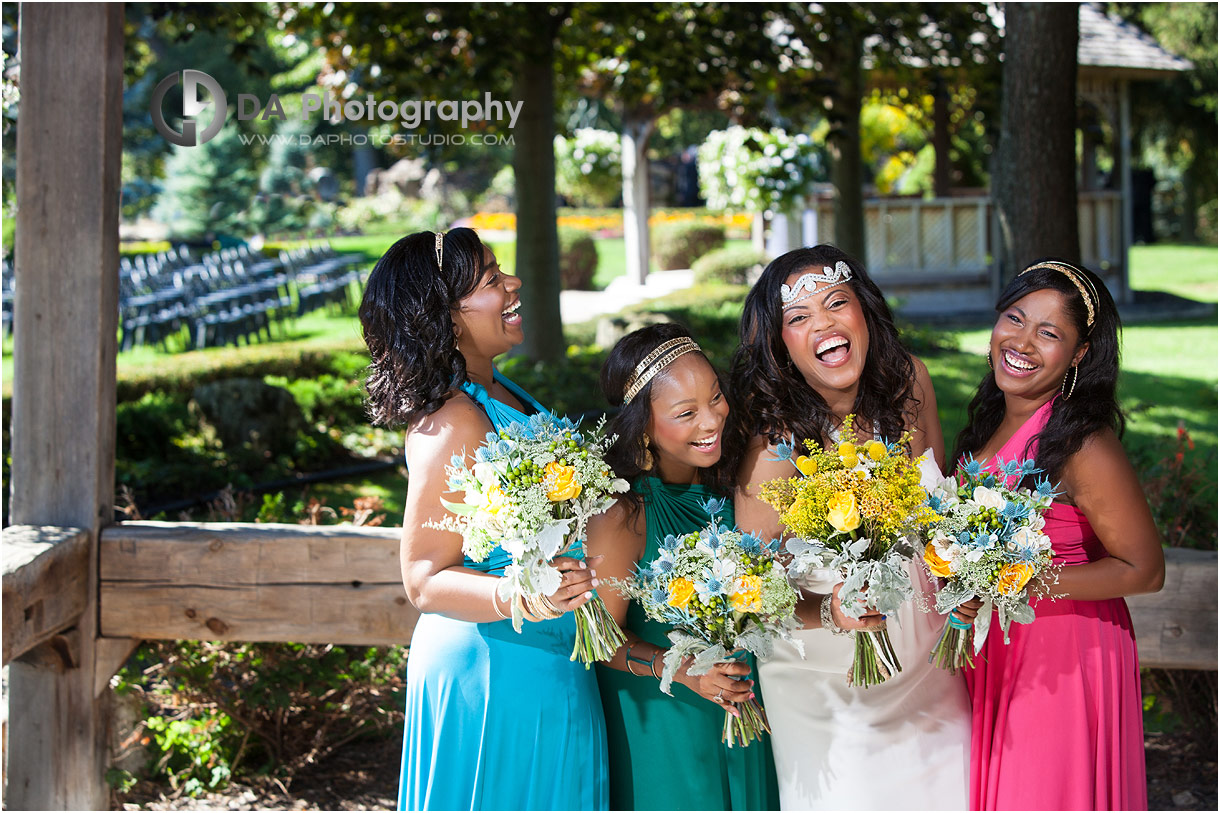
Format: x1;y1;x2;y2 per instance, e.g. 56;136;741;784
953;259;1165;811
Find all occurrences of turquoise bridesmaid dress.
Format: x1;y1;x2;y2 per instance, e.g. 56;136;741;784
397;372;609;811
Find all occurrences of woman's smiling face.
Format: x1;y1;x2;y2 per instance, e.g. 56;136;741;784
779;276;870;402
990;287;1089;402
646;353;729;485
452;245;523;360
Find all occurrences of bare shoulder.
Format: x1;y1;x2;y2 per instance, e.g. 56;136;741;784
738;434;794;493
1063;426;1130;475
405;393;493;466
909;355;935;396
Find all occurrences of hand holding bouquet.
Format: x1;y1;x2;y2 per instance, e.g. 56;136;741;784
761;416;938;687
430;412;630;665
614;499;803;747
920;454;1059;673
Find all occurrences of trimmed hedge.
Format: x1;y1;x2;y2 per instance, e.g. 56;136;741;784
651;222;726;271
558;228;598;290
692;245;768;286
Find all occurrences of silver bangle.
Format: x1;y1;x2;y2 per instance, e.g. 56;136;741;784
820;593;848;636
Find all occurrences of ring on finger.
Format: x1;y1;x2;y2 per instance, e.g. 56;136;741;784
713;689;724;703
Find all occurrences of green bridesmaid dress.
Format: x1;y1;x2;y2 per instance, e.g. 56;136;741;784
596;477;780;811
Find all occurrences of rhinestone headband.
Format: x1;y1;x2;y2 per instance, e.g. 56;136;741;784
1018;261;1097;331
780;261;853;308
622;337;702;405
434;232;444;270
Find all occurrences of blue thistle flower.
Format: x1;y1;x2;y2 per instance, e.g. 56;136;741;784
650;587;670;606
655;558;675;574
637;564;656;580
768;439;796;462
660;534;681;551
961;455;984;479
474;447;492;463
701;496;727;518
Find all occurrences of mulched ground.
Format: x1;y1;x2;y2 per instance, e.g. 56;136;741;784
118;726;1216;811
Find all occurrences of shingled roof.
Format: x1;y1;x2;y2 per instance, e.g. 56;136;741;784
1077;2;1192;77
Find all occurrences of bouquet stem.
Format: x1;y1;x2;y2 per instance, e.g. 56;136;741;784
848;625;903;688
571;593;627;667
928;618;975;674
721;697;770;748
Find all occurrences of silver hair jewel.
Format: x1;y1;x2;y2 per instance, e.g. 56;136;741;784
434;232;444;270
780;261;853;308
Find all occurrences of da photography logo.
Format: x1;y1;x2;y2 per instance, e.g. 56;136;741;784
151;70;227;147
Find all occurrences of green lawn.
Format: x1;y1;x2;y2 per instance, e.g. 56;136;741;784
1129;244;1218;302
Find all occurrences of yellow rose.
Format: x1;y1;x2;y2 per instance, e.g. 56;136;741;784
730;575;763;613
924;542;953;578
826;490;862;533
543;461;582;502
483;485;511;517
795;455;818;477
867;440;887;461
996;562;1035;596
667;577;696;609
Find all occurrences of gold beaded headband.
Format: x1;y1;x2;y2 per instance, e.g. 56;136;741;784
434;231;444;270
622;337;703;405
1018;261;1098;331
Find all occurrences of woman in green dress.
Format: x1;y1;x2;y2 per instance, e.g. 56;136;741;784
586;324;779;811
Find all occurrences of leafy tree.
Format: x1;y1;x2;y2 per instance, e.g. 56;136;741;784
566;2;777;283
769;3;999;259
154;126;259;240
293;2;572;361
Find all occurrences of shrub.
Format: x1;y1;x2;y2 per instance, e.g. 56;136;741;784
115;638;407;791
558;228;598;290
651;222;726;271
698;126;825;213
554;129;622;208
692;245;768;286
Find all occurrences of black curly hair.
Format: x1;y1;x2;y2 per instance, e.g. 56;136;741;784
359;227;487;427
601;323;742;510
729;244;918;451
952;259;1124;487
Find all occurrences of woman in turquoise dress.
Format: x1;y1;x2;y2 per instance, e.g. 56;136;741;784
359;228;608;811
586;324;779;810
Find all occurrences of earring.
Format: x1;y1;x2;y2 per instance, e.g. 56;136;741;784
986;352;994;371
1061;365;1078;400
640;434;654;471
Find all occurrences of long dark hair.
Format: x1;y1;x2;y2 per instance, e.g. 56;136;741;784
729;244;917;450
359;227;486;427
601;323;742;509
952;259;1124;486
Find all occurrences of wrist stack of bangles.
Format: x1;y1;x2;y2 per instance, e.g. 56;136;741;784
948;614;973;630
820;593;849;636
491;590;562;621
625;642;663;679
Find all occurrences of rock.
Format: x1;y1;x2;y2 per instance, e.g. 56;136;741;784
190;378;306;456
367;158;427;197
594;312;673;349
1173;790;1198;807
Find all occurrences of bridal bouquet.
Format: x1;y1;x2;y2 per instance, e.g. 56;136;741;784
921;455;1059;673
430;412;630;665
761;416;938;688
614;499;802;747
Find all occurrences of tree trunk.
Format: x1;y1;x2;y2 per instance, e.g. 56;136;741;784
932;75;952;197
827;27;865;262
511;48;563;362
994;3;1080;280
621;116;655;285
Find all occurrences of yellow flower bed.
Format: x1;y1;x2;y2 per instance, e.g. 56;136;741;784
463;210;755;236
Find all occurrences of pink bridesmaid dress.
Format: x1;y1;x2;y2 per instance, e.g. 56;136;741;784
965;400;1147;811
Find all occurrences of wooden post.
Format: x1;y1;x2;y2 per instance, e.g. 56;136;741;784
7;4;124;808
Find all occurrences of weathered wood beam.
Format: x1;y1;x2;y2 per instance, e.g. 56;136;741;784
8;4;124;809
100;522;418;645
2;526;90;666
1128;547;1217;671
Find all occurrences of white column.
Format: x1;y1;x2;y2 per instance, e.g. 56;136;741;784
1119;79;1133;304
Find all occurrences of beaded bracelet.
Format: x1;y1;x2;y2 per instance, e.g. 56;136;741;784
820;593;849;636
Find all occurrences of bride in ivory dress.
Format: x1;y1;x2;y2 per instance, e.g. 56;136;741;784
730;245;972;810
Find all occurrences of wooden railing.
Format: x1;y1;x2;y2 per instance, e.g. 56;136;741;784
4;522;1214;669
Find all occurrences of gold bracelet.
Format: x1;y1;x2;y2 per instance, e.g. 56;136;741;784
491;590;508;620
524;592;563;621
650;650;663;679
